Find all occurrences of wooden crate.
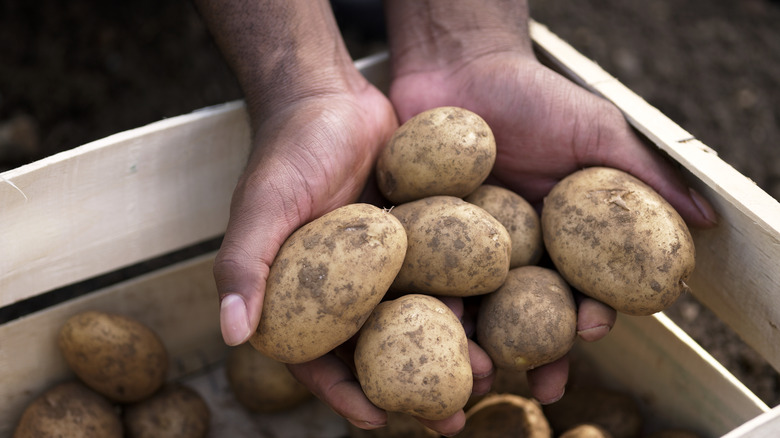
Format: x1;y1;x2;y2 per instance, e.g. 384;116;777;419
2;22;779;437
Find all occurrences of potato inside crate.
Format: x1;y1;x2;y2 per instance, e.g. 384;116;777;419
2;22;780;438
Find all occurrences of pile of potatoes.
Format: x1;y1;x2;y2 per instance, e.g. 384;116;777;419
249;106;697;430
13;310;210;438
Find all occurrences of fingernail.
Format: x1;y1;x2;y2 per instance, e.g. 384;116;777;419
346;418;386;430
577;324;611;342
220;294;251;346
540;386;565;405
689;187;718;225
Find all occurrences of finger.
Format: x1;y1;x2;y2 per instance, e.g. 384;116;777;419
287;353;387;429
526;355;569;404
576;296;617;342
214;161;310;346
415;410;467;437
468;339;495;396
585;100;717;229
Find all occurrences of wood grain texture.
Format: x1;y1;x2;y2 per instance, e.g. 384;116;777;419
0;101;250;307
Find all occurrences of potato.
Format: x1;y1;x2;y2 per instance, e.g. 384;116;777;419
354;294;472;420
465;184;543;268
57;310;168;403
542;388;643;438
13;381;122;438
390;196;511;296
477;266;577;371
455;393;551;438
376;106;496;204
250;203;407;364
560;424;614;438
225;343;312;413
541;166;695;315
123;383;210;438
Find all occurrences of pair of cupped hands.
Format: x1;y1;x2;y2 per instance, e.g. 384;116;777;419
215;50;716;436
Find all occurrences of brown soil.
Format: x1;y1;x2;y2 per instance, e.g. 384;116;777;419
2;0;778;412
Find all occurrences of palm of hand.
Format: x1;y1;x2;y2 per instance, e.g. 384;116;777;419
388;52;644;205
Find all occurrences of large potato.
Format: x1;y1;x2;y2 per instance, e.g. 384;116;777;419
354;294;472;420
225;343;312;413
13;381;122;438
465;184;543;268
57;310;169;403
391;196;511;296
123;383;210;438
541;167;695;316
477;266;577;371
250;203;407;364
376;106;496;204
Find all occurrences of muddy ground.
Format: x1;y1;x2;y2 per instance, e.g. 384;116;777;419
1;0;778;410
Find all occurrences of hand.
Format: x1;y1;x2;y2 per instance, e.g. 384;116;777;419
387;48;717;404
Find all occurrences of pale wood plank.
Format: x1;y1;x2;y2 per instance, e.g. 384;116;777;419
0;253;225;437
530;20;780;374
0;101;250;308
722;406;780;438
574;313;768;437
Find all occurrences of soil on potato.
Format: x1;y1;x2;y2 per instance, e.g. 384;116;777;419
2;0;778;409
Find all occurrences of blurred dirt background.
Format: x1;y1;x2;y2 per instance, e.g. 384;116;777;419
1;0;778;409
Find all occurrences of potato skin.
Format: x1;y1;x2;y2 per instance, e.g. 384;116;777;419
465;184;543;268
225;343;311;413
477;266;577;371
57;311;169;403
354;294;472;420
250;203;407;364
123;383;210;438
13;381;122;438
376;106;496;204
457;394;551;438
541;167;695;316
391;196;511;297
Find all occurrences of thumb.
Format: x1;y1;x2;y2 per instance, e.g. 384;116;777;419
214;161;312;346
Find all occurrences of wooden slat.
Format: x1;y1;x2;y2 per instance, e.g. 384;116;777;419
0;101;250;307
0;252;225;437
574;313;768;437
722;406;780;438
529;20;780;374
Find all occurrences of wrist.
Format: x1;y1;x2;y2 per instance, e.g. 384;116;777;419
384;0;535;77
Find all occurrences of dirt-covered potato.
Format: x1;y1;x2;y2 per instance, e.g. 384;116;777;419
57;310;169;403
225;343;312;413
465;184;543;268
250;203;407;364
477;266;577;371
376;106;496;204
541;166;696;315
13;381;122;438
455;393;551;438
542;388;643;438
123;383;210;438
560;424;614;438
354;294;472;420
390;196;511;297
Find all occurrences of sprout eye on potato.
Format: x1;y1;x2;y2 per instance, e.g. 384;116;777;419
541;166;695;316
